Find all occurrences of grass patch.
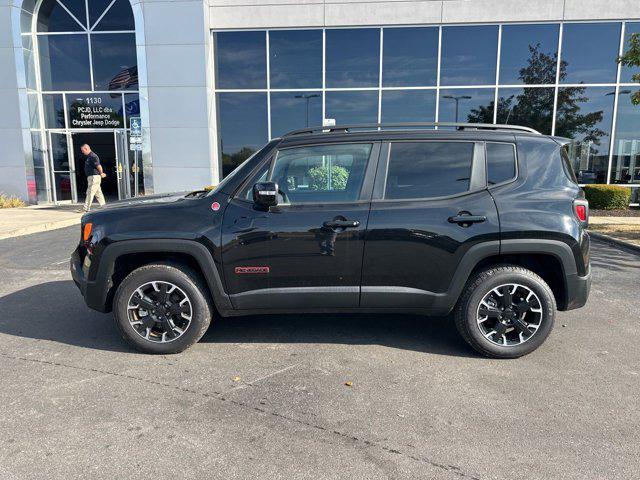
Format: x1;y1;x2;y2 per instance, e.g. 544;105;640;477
589;224;640;245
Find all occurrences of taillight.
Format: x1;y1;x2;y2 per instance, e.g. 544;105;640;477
574;200;588;224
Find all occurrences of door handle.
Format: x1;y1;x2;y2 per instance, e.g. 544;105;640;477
323;219;360;229
448;213;487;226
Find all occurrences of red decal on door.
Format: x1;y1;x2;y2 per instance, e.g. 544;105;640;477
235;266;270;274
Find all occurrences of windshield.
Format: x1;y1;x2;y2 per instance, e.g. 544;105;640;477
206;140;279;196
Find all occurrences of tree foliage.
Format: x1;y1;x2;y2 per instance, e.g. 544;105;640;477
467;44;606;145
617;32;640;105
307;165;349;191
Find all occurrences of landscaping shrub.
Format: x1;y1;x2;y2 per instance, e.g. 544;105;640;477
0;193;26;208
583;185;632;210
307;165;349;191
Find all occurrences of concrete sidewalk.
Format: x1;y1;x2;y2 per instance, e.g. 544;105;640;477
590;216;640;225
0;205;83;240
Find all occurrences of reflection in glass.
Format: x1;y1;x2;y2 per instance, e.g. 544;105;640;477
270;92;322;137
486;142;516;185
92;0;134;31
27;94;40;129
217;93;268;177
42;93;65;128
497;87;554;135
621;23;640;83
556;87;614;184
440;26;498;86
214;32;266;89
88;0;114;27
91;34;138;91
610;90;640;184
270;30;322;89
560;23;620;84
326;29;380;87
500;24;559;85
54;173;73;201
325;91;378;124
385;142;474;199
38;35;91;90
124;93;140;123
37;0;86;32
66;93;125;128
439;88;495;123
381;90;436;123
50;133;70;171
382;27;438;87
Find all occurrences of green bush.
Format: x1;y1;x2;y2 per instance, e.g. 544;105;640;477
583;185;632;210
307;165;349;191
0;193;26;208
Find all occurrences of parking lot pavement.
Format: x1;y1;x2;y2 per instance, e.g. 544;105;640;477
0;227;638;480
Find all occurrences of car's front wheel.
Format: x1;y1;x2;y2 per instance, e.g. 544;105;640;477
454;265;556;358
113;263;212;354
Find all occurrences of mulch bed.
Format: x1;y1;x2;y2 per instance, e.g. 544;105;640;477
591;208;640;217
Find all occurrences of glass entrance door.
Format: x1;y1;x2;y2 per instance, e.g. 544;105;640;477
114;130;131;199
48;131;77;203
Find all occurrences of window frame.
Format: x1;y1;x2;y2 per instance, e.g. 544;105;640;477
373;140;487;202
485;141;519;188
233;141;381;206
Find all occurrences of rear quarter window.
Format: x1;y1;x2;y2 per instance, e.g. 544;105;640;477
384;142;474;199
486;142;516;185
560;144;579;184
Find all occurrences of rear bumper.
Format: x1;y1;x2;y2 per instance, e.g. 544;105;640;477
70;248;110;313
563;267;591;311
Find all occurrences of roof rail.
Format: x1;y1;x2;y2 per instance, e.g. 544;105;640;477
282;122;541;137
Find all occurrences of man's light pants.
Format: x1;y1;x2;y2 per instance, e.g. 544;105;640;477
84;174;106;211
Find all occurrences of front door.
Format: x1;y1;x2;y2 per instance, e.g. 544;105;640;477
221;142;380;310
361;140;500;309
48;131;76;203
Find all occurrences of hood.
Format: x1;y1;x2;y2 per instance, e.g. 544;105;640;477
99;191;192;210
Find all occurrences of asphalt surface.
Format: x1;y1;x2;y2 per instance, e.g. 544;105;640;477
0;226;638;480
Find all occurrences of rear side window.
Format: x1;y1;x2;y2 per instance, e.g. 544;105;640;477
486;142;516;185
384;142;473;199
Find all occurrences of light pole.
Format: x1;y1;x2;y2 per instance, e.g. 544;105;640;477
295;93;321;127
442;95;472;123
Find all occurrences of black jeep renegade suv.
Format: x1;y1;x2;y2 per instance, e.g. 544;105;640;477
71;122;591;358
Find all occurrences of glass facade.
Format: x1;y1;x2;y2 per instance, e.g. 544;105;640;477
213;23;640;199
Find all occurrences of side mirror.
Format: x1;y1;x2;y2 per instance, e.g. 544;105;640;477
252;181;278;207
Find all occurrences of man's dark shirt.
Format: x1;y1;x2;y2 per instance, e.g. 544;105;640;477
84;152;101;177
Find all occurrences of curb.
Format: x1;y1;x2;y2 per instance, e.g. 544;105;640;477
0;217;81;240
589;230;640;256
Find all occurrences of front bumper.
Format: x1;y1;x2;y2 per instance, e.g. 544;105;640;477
563;266;592;311
70;248;110;312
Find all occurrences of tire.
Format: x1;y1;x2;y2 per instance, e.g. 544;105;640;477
113;263;213;354
454;265;556;359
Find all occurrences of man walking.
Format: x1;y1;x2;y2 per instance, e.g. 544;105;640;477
81;144;106;212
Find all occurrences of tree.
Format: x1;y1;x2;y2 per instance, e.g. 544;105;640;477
617;32;640;105
467;44;606;144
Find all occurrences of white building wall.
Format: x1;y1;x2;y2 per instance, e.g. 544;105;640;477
209;0;640;29
0;1;30;201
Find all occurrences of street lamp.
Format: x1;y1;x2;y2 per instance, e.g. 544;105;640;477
442;95;472;123
294;93;321;127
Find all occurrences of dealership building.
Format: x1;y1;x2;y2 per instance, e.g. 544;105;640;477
1;0;639;204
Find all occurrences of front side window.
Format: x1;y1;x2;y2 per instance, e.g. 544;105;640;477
385;142;474;199
270;144;373;204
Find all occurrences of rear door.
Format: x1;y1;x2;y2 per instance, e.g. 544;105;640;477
221;141;379;310
361;139;501;310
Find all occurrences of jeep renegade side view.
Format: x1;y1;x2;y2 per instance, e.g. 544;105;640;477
71;122;591;358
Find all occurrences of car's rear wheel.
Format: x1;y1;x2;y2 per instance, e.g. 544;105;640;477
454;265;556;358
113;263;212;354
